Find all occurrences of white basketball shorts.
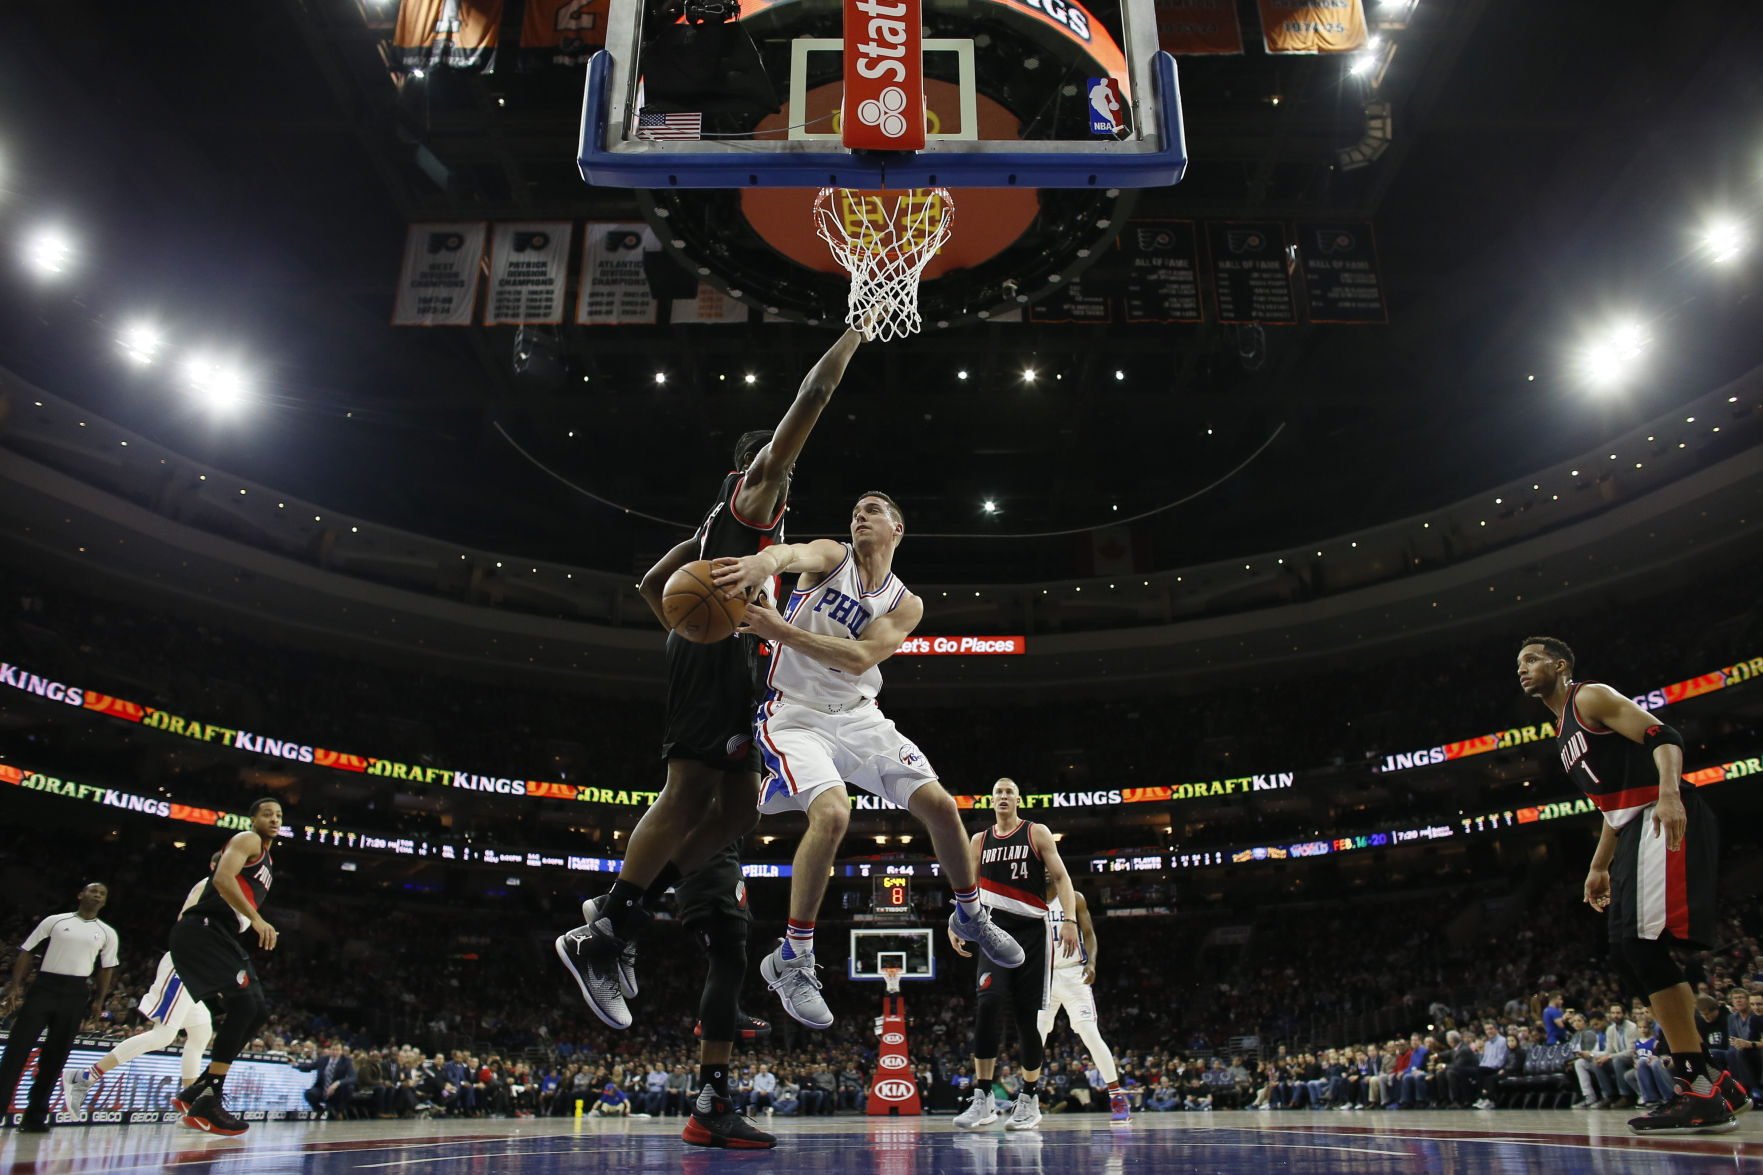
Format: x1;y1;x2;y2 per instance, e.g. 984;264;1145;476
139;951;203;1029
755;698;938;815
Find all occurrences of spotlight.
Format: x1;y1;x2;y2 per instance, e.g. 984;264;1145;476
743;372;757;385
957;369;969;380
1349;53;1377;77
1021;368;1037;383
23;227;72;277
1578;320;1649;387
182;356;247;412
981;499;998;514
653;371;667;385
118;323;162;365
1114;370;1125;381
1703;218;1747;264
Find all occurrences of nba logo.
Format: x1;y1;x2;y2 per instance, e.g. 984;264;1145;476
1088;78;1125;135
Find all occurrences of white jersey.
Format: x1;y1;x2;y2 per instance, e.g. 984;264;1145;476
764;544;910;709
1046;895;1088;972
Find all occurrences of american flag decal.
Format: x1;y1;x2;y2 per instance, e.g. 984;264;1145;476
637;110;702;141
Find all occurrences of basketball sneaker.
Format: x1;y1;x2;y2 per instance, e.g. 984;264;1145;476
760;943;834;1029
1714;1070;1751;1115
556;919;633;1030
62;1065;96;1113
682;1086;776;1149
1004;1093;1043;1131
953;1088;999;1129
1109;1091;1131;1122
694;1009;772;1041
947;906;1026;969
1626;1074;1739;1135
581;896;641;998
181;1090;249;1136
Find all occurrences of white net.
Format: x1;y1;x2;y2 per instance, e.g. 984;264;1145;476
813;187;955;342
881;966;903;995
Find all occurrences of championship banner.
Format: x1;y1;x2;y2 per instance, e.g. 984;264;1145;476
842;0;926;151
393;0;503;71
1299;222;1387;324
1123;220;1203;323
1157;0;1246;55
520;0;610;66
1257;0;1368;55
1205;221;1295;324
576;223;660;325
392;222;486;326
484;222;572;326
670;285;750;326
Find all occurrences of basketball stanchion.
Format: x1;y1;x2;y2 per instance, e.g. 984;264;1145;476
868;965;922;1116
814;187;955;342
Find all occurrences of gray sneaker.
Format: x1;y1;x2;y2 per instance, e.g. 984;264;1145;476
1004;1093;1042;1131
949;907;1026;968
62;1066;95;1113
555;920;632;1030
582;896;640;998
760;943;834;1029
953;1088;999;1130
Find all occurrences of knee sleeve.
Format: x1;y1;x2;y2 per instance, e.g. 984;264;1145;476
1612;936;1685;997
695;924;747;1043
109;1020;184;1067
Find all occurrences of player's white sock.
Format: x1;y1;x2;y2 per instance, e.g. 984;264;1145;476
781;919;814;960
953;886;981;921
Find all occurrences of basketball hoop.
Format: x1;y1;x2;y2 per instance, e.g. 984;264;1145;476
881;965;903;995
813;187;955;342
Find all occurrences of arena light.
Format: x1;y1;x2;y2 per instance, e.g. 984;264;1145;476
743;372;757;384
1021;367;1037;383
1578;320;1649;387
1349;53;1378;77
118;323;162;365
22;227;72;277
981;499;998;514
1703;218;1748;264
1114;369;1125;381
653;371;667;385
957;369;968;380
182;356;248;412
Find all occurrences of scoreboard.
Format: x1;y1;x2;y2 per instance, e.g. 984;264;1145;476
871;871;912;915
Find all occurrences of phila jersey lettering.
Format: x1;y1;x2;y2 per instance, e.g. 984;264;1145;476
764;543;909;708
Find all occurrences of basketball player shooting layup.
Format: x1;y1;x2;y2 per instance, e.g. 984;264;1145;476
63;855;223;1117
1517;637;1739;1135
556;327;867;1033
1037;879;1131;1122
168;797;282;1136
709;494;1027;1030
951;777;1080;1132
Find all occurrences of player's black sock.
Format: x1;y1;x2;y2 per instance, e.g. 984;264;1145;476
643;862;683;906
1019;1079;1039;1098
179;1071;213;1099
1670;1051;1717;1095
698;1064;730;1105
210;1070;228;1097
603;880;647;936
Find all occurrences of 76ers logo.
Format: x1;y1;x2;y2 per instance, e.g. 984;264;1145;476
899;743;924;768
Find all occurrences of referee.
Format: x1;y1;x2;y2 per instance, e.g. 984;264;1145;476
0;883;119;1133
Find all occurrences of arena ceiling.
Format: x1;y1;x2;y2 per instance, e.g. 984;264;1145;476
1;1;1760;582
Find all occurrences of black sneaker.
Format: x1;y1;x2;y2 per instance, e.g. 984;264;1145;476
1627;1077;1739;1135
183;1091;249;1136
19;1113;51;1134
581;896;643;998
694;1009;773;1041
682;1089;776;1149
556;919;633;1029
1714;1070;1752;1115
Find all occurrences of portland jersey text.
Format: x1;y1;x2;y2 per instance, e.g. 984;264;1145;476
764;543;908;707
1556;681;1685;829
190;845;274;931
979;820;1048;920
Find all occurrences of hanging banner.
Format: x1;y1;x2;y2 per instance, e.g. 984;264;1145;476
1206;221;1296;323
393;0;503;71
1257;0;1368;54
1299;222;1387;324
520;0;610;66
1027;277;1112;324
1123;220;1203;323
576;223;660;325
670;285;751;326
1158;0;1246;55
392;222;486;326
484;222;572;326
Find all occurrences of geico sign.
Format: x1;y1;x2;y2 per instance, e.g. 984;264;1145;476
874;1079;916;1101
880;1054;908;1069
882;1032;905;1045
894;635;1025;656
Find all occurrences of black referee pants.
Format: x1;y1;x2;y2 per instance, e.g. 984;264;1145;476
0;973;89;1121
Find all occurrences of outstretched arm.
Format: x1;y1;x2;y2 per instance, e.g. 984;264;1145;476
733;330;866;522
709;538;848;598
738;593;923;677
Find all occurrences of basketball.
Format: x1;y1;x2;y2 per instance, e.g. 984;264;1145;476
662;560;747;643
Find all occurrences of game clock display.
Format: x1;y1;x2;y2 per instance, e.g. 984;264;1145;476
871;872;912;915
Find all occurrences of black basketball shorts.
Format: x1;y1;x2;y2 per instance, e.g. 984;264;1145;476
168;914;261;1003
1607;784;1718;950
661;631;762;771
975;911;1049;1014
675;844;752;934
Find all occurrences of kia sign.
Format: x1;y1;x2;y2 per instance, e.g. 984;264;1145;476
894;635;1026;656
880;1054;908;1069
882;1032;906;1045
874;1079;917;1101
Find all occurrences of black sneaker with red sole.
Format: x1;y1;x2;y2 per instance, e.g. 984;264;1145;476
1627;1078;1739;1135
682;1090;776;1149
181;1091;249;1136
694;1010;773;1042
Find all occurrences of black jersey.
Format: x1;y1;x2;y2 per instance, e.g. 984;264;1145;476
1556;681;1688;829
188;840;274;929
978;820;1047;920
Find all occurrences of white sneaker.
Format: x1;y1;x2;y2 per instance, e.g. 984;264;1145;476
1004;1094;1042;1131
954;1089;999;1130
760;943;834;1029
62;1066;95;1113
